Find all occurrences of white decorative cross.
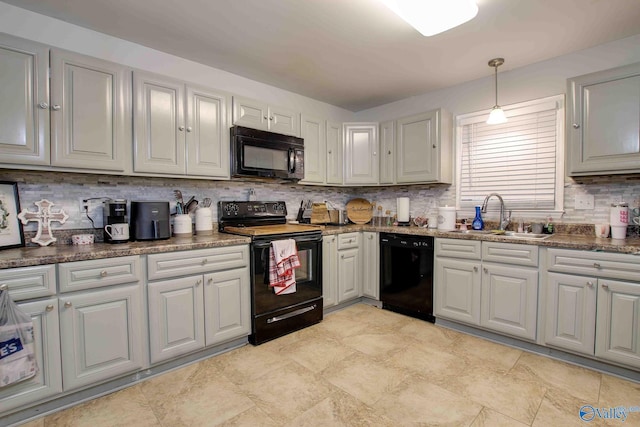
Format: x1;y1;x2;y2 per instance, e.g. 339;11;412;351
18;199;69;246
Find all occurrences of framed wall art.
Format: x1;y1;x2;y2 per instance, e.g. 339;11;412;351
0;181;25;250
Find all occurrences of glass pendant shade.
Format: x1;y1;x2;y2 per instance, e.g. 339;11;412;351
487;106;507;124
380;0;478;36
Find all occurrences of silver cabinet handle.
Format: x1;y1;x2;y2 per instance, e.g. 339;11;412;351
483;267;488;273
186;126;192;132
473;266;478;272
593;263;601;269
64;301;72;308
373;151;377;156
602;283;609;289
196;279;202;286
38;102;49;109
201;259;208;266
432;144;437;148
263;116;268;120
368;235;373;240
269;116;274;121
341;254;345;259
178;126;185;131
208;277;213;285
573;123;580;129
388;150;392;155
52;104;61;111
586;281;594;288
348;239;353;243
100;270;108;277
46;304;54;312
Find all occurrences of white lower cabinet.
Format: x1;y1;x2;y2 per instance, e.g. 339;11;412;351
148;275;205;364
0;298;62;413
147;246;250;364
322;235;338;308
544;248;640;369
361;232;379;299
435;239;539;341
323;232;365;309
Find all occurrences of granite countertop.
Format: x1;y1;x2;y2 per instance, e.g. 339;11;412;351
2;225;639;270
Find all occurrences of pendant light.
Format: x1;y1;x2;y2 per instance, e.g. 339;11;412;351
380;0;478;37
486;58;507;124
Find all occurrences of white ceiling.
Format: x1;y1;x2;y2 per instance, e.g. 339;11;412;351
4;0;640;111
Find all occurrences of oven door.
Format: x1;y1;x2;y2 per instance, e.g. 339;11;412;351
252;233;322;315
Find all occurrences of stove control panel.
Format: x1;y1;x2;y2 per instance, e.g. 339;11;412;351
218;201;288;219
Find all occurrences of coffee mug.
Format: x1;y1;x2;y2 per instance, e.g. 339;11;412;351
595;223;610;238
105;223;129;241
634;216;640;225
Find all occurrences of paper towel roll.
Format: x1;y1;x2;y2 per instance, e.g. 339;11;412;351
397;197;410;222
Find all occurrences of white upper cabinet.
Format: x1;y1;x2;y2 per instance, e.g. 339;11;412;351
300;114;326;184
50;49;131;171
344;123;379;185
133;71;186;175
185;84;230;177
326;121;343;185
0;34;50;166
232;96;299;136
379;120;395;185
567;62;640;175
134;71;230;178
396;109;452;184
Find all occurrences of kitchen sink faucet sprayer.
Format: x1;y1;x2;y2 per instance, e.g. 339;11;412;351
481;193;511;231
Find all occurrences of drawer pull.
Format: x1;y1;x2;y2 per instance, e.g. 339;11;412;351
341;254;345;259
593;263;601;269
483;267;488;273
602;283;609;289
0;283;7;291
46;304;54;312
473;266;478;272
196;279;202;286
201;259;208;266
64;301;72;308
208;277;213;285
100;270;108;277
368;235;373;240
586;281;594;288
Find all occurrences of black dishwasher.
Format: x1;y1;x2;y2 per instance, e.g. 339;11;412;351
380;233;435;322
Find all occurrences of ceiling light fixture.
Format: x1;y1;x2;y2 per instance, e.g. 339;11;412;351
486;57;507;125
379;0;478;37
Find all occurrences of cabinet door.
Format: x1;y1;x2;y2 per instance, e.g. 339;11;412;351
50;50;130;171
185;85;230;177
326;121;343;185
0;299;62;413
300;114;326;184
379;120;395;184
434;258;481;325
396;111;438;183
322;235;338;308
269;105;299;136
481;263;538;340
344;123;379;185
568;63;640;175
133;71;186;174
59;284;143;390
204;267;250;346
232;96;268;131
362;232;379;299
0;34;49;165
544;272;596;355
338;247;361;303
148;276;205;364
596;279;640;368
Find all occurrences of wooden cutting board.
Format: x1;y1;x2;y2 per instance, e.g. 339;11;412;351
346;198;372;224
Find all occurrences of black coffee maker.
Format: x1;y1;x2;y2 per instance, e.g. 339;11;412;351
103;199;128;243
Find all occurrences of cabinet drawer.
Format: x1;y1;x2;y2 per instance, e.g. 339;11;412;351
546;248;640;281
59;256;141;292
337;233;360;250
0;265;56;301
435;238;481;260
147;245;249;281
482;242;538;267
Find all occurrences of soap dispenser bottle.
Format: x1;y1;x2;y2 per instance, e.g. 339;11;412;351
472;206;484;230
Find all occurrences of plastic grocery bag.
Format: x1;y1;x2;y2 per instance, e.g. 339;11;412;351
0;290;38;387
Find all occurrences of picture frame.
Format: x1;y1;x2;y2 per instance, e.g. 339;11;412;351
0;181;25;250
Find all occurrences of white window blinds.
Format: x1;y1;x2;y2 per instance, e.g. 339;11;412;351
457;95;564;211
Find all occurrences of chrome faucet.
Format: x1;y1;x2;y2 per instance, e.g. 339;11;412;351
481;193;511;230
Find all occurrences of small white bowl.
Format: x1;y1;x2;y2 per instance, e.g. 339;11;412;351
72;234;94;245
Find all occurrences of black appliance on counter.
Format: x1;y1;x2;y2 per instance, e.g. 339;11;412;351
103;199;128;244
380;233;435;322
130;201;171;241
219;201;322;345
231;126;304;180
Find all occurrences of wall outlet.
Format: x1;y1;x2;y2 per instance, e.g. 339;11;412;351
575;194;595;210
79;198;104;227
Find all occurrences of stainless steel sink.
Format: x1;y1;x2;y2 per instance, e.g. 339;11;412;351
449;229;493;234
503;231;551;240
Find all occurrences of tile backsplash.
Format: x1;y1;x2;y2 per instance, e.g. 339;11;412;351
1;170;639;233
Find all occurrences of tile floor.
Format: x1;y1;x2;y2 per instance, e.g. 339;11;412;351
15;303;640;426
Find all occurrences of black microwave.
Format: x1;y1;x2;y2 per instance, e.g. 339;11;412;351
231;126;304;180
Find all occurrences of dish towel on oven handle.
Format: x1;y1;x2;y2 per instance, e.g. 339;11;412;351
269;239;301;295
